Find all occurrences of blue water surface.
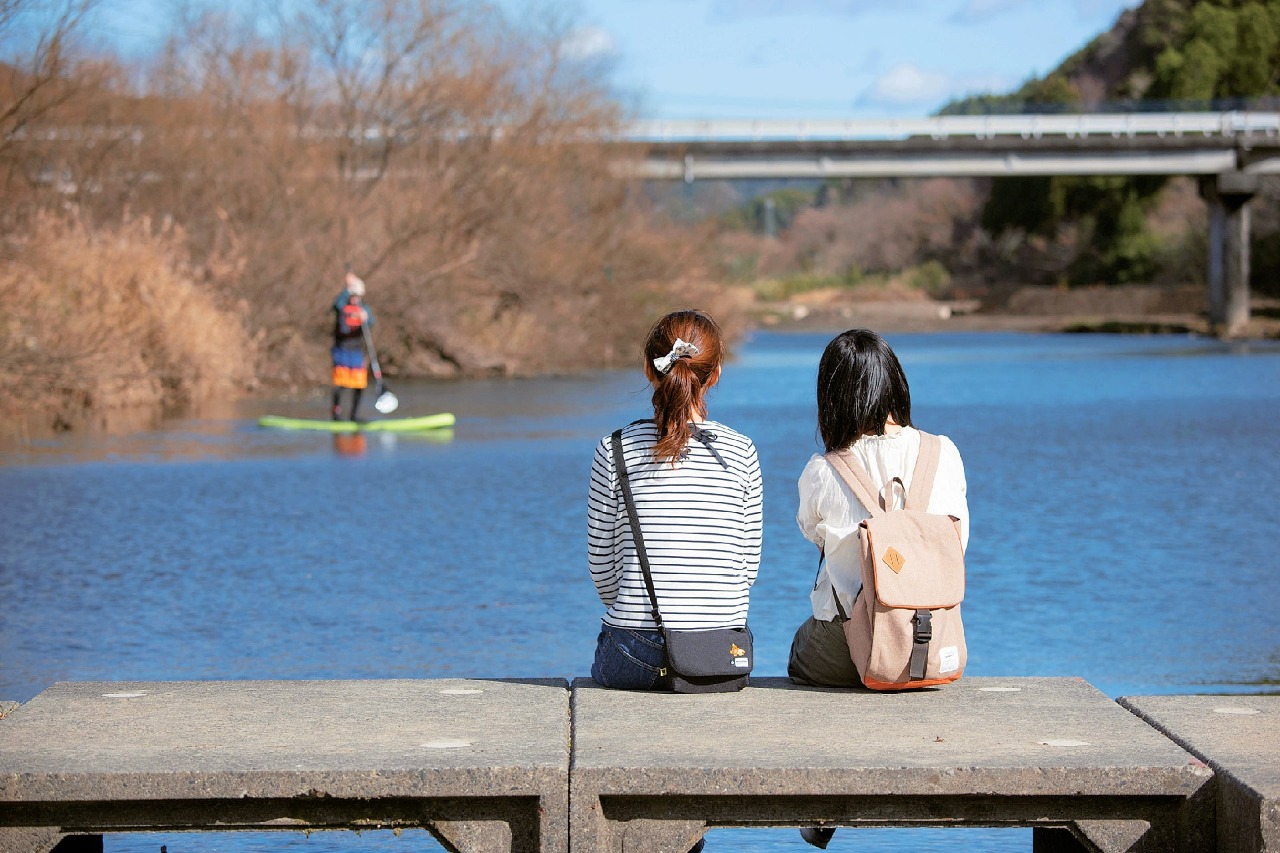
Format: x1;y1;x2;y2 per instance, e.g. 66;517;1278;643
2;331;1278;852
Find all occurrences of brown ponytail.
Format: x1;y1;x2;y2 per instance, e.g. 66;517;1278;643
643;310;724;465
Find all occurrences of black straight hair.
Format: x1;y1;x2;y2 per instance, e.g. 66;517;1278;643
816;329;912;453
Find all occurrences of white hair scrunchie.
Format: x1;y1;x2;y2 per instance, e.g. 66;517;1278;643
652;338;700;375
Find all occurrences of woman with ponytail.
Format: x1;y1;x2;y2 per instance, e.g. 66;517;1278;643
586;309;764;692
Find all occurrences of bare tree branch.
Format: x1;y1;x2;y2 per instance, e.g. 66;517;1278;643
0;0;95;161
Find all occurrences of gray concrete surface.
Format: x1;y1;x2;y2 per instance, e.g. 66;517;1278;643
570;676;1213;853
0;679;570;853
1121;695;1280;853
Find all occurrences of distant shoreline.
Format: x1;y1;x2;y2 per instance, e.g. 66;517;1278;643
3;285;1277;441
747;284;1280;339
753;304;1205;336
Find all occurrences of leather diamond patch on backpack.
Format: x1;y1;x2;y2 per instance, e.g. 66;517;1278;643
882;546;906;573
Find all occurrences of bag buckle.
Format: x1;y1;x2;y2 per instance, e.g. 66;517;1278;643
913;610;933;643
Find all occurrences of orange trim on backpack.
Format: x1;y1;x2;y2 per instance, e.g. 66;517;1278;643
861;672;964;691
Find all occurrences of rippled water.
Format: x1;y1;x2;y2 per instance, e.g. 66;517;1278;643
2;330;1278;852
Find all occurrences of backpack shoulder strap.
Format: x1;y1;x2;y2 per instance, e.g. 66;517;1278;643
905;430;942;511
824;450;885;517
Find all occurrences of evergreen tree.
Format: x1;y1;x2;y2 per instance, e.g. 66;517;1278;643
968;0;1280;286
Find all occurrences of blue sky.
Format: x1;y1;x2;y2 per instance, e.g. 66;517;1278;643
565;0;1141;119
86;0;1140;120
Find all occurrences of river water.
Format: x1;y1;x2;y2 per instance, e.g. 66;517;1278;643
2;330;1278;852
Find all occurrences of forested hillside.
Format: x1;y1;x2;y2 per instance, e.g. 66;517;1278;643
948;0;1280;289
715;0;1280;304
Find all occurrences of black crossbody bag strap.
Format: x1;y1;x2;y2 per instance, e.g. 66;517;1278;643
610;429;664;631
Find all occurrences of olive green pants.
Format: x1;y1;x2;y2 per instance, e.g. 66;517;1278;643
787;616;862;687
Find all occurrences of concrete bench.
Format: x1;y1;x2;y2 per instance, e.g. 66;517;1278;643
3;677;1247;853
1120;695;1279;853
0;679;570;853
569;676;1213;853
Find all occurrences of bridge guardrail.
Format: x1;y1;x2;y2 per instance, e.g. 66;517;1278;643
624;111;1280;143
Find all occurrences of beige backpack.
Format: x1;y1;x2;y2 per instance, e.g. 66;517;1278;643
826;431;966;690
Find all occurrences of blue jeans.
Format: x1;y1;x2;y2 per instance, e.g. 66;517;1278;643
591;623;671;690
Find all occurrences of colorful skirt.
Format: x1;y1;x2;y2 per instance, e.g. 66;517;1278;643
331;347;368;389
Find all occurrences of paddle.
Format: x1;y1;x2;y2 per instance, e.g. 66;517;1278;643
359;321;399;415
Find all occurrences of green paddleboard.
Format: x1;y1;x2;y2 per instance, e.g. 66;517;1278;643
258;413;455;433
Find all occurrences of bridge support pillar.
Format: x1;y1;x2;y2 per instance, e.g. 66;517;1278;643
1200;172;1258;337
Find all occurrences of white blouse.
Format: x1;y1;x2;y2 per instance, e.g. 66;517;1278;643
797;426;969;622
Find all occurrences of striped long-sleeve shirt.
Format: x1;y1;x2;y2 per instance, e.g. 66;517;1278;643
587;419;763;631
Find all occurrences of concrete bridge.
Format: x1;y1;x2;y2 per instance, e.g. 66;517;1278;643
618;112;1280;336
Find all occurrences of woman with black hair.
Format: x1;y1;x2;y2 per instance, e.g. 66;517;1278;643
788;329;970;689
789;331;969;850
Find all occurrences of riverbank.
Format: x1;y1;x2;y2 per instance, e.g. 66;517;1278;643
5;283;1278;442
752;284;1280;338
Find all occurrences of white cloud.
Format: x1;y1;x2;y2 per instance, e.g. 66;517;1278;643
867;63;952;105
950;0;1028;25
561;26;616;61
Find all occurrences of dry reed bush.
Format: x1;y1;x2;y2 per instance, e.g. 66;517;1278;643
782;179;981;279
710;180;983;308
114;0;714;382
0;215;254;421
3;0;730;409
